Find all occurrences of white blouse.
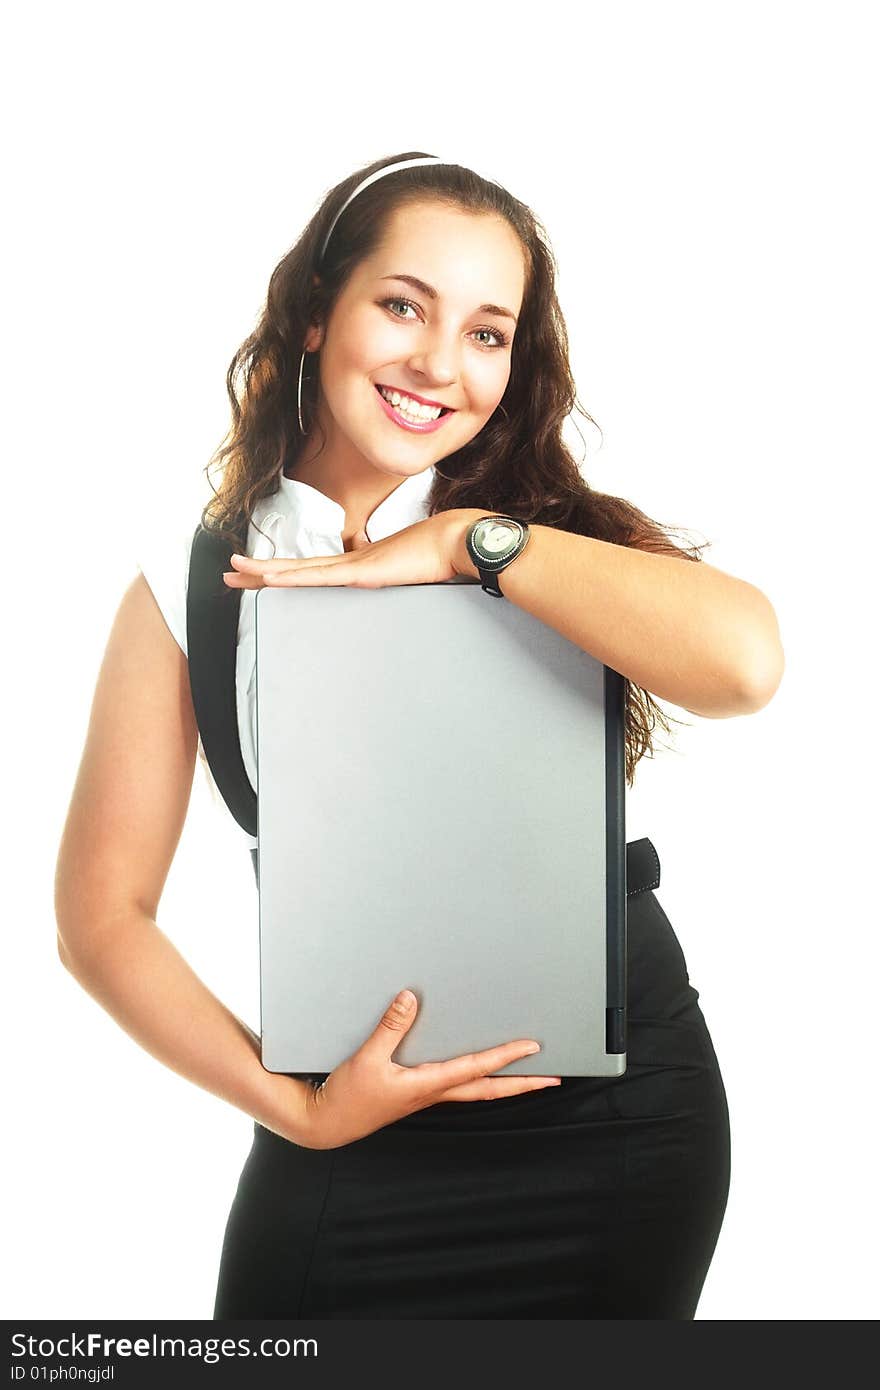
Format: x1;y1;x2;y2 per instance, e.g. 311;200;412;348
136;464;438;848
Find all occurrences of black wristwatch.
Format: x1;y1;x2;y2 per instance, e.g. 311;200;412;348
465;515;532;597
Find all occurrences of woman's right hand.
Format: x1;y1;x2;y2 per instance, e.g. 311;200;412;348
292;989;562;1150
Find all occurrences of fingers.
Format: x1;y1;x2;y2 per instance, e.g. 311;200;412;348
230;552;348;574
223;553;341;591
434;1076;563;1103
361;993;560;1118
364;998;547;1089
229;553;317;570
222;571;263;589
408;1040;545;1095
222;565;339;591
225;564;354;589
365;989;419;1060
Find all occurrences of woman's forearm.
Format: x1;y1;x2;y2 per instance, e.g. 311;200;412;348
57;913;311;1143
449;510;784;718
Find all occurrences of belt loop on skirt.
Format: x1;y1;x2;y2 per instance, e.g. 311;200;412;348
249;839;660;897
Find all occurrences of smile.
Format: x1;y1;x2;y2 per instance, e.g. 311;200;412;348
374;384;455;434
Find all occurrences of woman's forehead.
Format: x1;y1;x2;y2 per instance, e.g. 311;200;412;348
379;199;517;251
363;203;526;303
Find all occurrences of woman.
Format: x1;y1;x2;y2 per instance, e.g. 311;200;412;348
55;151;784;1319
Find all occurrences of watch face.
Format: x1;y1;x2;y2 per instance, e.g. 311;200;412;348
473;518;518;558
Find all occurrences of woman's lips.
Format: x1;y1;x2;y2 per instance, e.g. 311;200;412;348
374;384;454;434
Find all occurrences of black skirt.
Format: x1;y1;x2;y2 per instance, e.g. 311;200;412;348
213;844;730;1319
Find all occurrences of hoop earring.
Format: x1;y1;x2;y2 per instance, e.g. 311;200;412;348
297;349;310;436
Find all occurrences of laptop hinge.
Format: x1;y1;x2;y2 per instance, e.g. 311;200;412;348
605;1006;626;1055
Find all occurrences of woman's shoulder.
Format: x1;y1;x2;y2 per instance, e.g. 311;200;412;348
133;487;284;657
133;503;203;658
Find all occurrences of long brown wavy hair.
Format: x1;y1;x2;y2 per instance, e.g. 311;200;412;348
200;149;709;785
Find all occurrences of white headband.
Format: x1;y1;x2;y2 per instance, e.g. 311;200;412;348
317;156;506;264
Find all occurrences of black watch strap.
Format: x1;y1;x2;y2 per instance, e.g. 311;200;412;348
478;568;505;597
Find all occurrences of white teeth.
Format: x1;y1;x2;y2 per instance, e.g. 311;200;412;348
378;385;443;421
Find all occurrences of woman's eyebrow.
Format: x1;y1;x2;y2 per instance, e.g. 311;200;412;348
379;273;518;324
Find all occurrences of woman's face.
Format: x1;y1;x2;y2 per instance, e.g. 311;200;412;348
303;200;527;483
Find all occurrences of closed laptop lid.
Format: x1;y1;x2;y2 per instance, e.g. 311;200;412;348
255;582;626;1078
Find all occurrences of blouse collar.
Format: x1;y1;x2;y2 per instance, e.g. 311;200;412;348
273;464;437;543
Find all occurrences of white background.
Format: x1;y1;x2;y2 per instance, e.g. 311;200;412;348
3;0;876;1321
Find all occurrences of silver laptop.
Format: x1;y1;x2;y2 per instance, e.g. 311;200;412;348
255;581;627;1078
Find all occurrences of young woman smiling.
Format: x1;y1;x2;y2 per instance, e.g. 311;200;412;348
55;151;784;1320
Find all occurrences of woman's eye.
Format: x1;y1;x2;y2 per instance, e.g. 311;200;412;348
383;297;418;320
379;297;510;350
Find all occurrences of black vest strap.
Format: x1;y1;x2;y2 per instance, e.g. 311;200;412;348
625;836;661;898
186;520;258;839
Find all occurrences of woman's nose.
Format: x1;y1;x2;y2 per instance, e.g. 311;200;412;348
405;329;461;385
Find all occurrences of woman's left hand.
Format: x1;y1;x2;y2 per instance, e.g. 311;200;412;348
222;509;484;590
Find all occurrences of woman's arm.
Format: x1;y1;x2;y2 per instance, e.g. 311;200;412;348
450;513;785;719
54;574;310;1143
56;911;306;1139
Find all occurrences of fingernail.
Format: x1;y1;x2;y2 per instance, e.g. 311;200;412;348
396;989;416;1008
526;1043;541;1055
